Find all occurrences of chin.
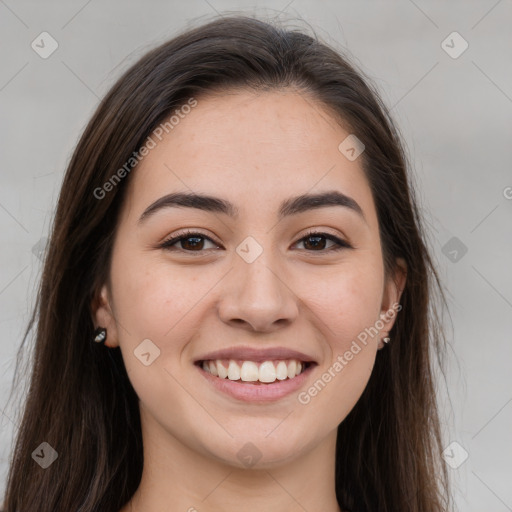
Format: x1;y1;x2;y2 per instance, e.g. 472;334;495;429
197;426;315;470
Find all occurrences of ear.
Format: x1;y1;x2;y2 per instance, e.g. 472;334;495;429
377;257;407;349
91;284;120;348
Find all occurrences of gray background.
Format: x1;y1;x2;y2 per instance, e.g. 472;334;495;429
1;1;511;510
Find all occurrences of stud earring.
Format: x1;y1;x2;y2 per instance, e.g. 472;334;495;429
382;337;390;344
93;327;107;344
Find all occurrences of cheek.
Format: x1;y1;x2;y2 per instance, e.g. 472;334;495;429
298;259;383;419
300;257;383;352
110;256;204;410
112;249;205;340
295;272;381;429
110;252;220;400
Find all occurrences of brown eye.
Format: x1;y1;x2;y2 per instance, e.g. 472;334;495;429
159;230;351;254
160;231;219;252
295;232;351;252
178;235;206;251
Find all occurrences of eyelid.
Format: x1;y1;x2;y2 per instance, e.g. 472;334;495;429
159;229;222;249
159;228;352;252
296;228;352;250
299;227;348;242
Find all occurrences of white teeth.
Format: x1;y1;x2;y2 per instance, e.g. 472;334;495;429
240;361;259;381
259;361;277;383
287;360;297;379
276;361;288;380
228;360;241;380
202;358;308;383
208;360;218;377
216;361;228;379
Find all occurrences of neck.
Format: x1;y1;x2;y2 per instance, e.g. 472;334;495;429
121;406;343;512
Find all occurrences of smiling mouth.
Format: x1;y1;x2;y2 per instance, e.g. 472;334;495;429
196;359;314;385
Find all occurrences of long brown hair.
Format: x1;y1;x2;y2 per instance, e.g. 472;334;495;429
2;14;451;511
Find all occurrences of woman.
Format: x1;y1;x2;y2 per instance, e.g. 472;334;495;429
2;14;451;512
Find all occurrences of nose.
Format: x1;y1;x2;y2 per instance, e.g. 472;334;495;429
217;253;299;333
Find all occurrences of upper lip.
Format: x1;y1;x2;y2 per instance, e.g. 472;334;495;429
195;346;317;364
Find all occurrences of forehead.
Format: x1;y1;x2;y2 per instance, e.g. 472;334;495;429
122;89;377;227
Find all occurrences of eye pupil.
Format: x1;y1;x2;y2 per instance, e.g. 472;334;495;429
304;235;326;250
162;231;348;254
182;236;204;250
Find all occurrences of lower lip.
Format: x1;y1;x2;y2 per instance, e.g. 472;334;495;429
196;363;315;402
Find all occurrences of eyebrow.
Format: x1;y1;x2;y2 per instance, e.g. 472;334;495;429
138;190;366;225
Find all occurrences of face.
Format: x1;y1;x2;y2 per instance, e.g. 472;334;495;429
93;89;405;469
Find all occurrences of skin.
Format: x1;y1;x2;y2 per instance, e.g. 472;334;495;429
93;88;406;512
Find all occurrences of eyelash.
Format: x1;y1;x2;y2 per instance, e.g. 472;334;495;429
159;229;352;254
